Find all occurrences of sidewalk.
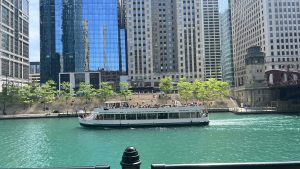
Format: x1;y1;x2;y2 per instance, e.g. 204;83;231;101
0;113;78;120
232;107;278;114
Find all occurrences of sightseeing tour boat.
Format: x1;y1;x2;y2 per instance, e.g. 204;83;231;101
78;101;209;128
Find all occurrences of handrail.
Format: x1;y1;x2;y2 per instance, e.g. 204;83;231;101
151;161;300;169
7;165;110;169
4;147;300;169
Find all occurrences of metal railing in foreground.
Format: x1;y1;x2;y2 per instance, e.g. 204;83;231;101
8;166;110;169
151;161;300;169
4;147;300;169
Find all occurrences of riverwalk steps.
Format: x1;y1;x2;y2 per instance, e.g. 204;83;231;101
0;94;235;115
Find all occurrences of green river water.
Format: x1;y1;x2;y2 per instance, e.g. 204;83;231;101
0;113;300;168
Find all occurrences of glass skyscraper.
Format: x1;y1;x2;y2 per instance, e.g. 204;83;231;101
40;0;127;84
220;9;234;87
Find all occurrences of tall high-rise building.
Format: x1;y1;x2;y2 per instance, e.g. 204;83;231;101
0;0;30;90
230;0;300;105
176;0;206;81
125;0;221;88
29;62;40;83
202;0;221;80
152;0;177;75
125;0;154;87
40;0;127;85
220;9;234;86
231;0;300;87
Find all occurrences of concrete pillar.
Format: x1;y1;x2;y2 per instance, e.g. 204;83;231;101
269;73;273;84
293;74;298;81
85;72;90;84
283;73;287;82
70;73;75;89
58;73;61;91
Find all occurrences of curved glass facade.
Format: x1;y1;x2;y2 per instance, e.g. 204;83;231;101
40;0;127;83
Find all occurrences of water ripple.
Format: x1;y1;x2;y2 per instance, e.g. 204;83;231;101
1;114;300;168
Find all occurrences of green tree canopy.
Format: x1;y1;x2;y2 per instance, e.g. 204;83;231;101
97;82;114;102
193;80;209;102
119;82;132;101
205;78;230;100
194;78;230;102
36;80;57;111
19;84;37;109
177;78;194;103
76;82;95;104
0;82;20;114
59;82;73;104
159;77;173;94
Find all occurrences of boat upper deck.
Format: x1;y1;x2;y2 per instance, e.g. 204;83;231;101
93;106;204;114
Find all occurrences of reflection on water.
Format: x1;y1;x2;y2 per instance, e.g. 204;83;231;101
0;113;300;168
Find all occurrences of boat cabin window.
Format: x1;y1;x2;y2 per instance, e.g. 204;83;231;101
126;114;136;120
122;102;129;108
169;113;179;119
147;113;157;119
158;113;168;119
137;114;147;120
105;101;129;108
180;112;190;119
191;112;198;118
105;103;117;108
104;114;114;120
96;115;104;120
115;114;125;120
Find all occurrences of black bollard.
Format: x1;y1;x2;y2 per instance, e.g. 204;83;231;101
120;146;141;169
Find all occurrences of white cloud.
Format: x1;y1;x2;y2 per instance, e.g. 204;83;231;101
29;0;40;62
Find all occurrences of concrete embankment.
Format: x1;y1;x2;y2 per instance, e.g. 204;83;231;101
207;108;231;113
0;113;78;120
231;107;279;114
0;107;232;120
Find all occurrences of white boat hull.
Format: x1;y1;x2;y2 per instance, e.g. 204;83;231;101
78;106;209;128
79;117;209;128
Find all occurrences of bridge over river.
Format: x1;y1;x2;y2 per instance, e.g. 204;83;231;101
265;69;300;111
266;69;300;88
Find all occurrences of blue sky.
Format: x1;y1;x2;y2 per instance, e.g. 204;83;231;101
29;0;40;62
219;0;229;13
29;0;229;62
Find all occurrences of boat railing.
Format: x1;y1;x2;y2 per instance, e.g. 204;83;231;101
93;107;205;115
94;104;203;111
151;161;300;169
